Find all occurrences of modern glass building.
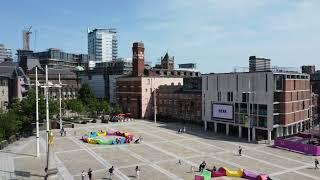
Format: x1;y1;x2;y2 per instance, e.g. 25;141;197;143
0;44;12;62
88;28;118;62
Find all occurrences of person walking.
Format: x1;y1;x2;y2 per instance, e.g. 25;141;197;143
177;159;182;165
315;158;319;169
190;166;194;173
81;170;86;180
238;146;242;156
109;166;114;179
213;166;216;172
60;128;63;136
135;166;140;179
183;127;186;133
88;168;92;180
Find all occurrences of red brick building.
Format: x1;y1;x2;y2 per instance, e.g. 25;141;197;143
156;77;202;124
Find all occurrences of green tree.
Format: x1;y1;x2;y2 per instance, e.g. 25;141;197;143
100;100;111;115
66;99;84;116
0;110;20;141
113;102;123;114
78;84;96;105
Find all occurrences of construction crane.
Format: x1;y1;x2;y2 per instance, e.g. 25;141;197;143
23;26;32;50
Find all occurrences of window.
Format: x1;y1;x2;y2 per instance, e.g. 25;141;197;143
265;74;268;92
294;80;296;90
258;104;267;116
258;116;267;128
227;92;233;102
218;91;221;101
236;75;239;91
274;115;280;125
206;76;208;91
203;94;205;116
242;93;248;102
275;75;283;90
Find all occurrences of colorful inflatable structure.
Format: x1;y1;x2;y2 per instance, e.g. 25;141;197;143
82;130;134;145
195;167;271;180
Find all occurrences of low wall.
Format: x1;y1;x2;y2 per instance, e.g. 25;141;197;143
275;138;320;156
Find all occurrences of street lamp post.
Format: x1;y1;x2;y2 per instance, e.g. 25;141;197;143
154;87;157;124
58;74;62;130
45;65;50;173
40;65;61;177
35;67;40;157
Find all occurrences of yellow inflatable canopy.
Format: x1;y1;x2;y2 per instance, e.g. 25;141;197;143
225;167;244;177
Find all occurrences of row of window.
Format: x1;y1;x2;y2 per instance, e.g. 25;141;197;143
234;113;267;128
234;103;268;116
0;80;7;86
155;71;199;76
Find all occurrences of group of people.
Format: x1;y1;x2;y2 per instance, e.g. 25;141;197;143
177;127;186;134
199;161;207;172
60;127;66;136
81;166;141;180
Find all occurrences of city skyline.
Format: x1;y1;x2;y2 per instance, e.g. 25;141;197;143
0;0;320;73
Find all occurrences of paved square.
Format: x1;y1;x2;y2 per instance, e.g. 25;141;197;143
1;120;320;180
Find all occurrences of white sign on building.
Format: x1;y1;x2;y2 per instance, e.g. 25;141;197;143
212;104;234;120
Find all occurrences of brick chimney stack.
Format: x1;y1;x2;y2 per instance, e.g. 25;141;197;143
132;42;145;77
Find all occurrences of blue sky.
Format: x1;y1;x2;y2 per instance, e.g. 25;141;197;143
0;0;319;73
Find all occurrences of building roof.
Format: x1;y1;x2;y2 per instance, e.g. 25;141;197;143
25;58;43;71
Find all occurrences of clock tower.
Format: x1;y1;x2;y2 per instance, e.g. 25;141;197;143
132;42;145;77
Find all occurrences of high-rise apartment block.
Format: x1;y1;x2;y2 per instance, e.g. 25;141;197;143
88;28;118;62
249;56;271;72
0;44;12;62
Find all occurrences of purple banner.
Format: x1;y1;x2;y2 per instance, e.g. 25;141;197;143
275;138;320;156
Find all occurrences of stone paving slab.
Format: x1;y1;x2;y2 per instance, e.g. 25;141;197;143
14;155;47;179
259;146;316;164
297;167;320;178
173;139;224;154
156;159;196;179
151;141;199;158
52;137;82;152
273;171;316;180
127;144;174;162
197;138;240;151
119;165;172;180
12;139;45;158
56;149;105;176
133;132;167;143
73;169;122;180
150;130;185;141
245;149;306;169
92;146;144;167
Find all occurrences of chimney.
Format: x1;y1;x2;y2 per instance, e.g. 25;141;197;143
132;42;145;77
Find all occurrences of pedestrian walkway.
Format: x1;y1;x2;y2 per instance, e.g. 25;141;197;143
1;120;319;180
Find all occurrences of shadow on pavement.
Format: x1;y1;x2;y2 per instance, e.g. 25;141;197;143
0;150;36;157
153;121;255;145
0;170;45;178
